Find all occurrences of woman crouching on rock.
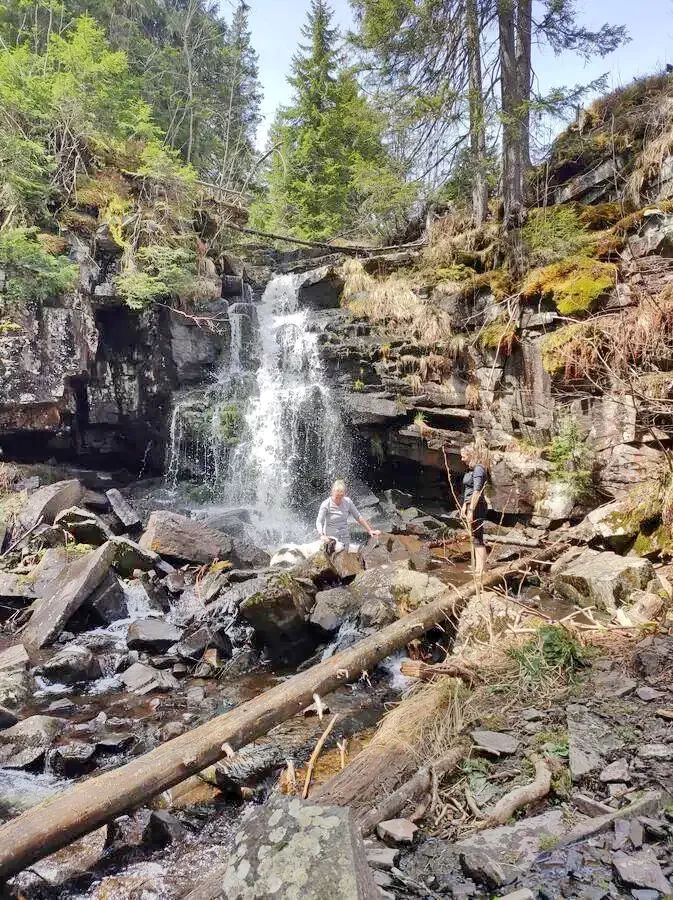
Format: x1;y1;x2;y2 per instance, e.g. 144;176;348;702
316;479;380;553
460;439;491;578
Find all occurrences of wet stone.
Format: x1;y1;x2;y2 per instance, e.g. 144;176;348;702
51;740;96;776
0;714;65;768
142;810;187;847
126;618;183;653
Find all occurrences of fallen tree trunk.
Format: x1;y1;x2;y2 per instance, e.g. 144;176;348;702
358;744;467;836
0;546;562;879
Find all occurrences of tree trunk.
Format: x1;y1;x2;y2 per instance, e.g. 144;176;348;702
466;0;488;226
515;0;533;184
0;548;562;879
498;0;524;277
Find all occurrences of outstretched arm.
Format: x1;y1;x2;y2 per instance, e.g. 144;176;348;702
316;502;327;537
347;499;380;537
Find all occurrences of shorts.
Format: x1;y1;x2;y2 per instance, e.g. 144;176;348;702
470;515;486;547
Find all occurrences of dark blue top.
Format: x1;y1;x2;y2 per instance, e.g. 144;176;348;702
462;464;488;514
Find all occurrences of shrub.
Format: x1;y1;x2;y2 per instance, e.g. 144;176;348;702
114;245;199;310
0;227;77;304
523;206;590;265
546;420;594;501
523;256;616;316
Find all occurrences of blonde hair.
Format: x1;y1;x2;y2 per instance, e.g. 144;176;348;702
464;436;491;469
332;479;346;493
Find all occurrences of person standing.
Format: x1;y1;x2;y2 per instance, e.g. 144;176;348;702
460;440;491;578
316;480;380;552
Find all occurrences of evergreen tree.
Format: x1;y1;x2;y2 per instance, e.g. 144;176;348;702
255;0;409;241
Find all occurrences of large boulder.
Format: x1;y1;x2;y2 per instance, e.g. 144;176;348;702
37;645;101;684
239;574;316;661
0;715;65;768
219;796;379;899
350;565;446;629
310;587;360;633
139;511;267;568
126;618;183;653
554;548;654;614
22;541;117;651
17;479;83;530
574;500;641;551
110;536;164;577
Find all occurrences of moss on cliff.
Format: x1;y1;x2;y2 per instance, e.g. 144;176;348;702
540;322;602;378
523;256;616;316
479;316;518;354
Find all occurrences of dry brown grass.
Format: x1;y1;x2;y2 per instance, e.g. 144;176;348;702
342;259;452;345
627;93;673;204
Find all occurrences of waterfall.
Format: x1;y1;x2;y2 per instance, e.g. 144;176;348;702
165;271;352;547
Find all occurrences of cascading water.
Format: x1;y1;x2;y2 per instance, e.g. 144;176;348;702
165;271;352;547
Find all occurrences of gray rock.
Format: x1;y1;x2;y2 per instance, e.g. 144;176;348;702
220;795;379;899
105;488;141;530
631;892;661;900
571;793;614;817
119;662;178;695
310;587;359;632
176;626;232;661
51;740;96;776
366;848;399;871
638;743;673;761
139;511;235;565
54;506;114;545
0;572;37;602
636;686;666;703
471;730;519;756
142;810;187;847
126;618;183;653
613;849;672;894
0;644;29;673
630;818;644;849
110;537;163;577
497;892;535;900
18;479;83;529
633;636;673;678
332;550;363;581
459;849;512;889
456;810;567;874
600;758;630;783
0;703;19;730
567;703;624;780
576;500;641;551
38;645;100;684
521;708;544;721
239;574;315;661
554;549;654;614
613;818;631;850
0;714;65;768
89;572;127;624
23;542;117;650
376;819;418;845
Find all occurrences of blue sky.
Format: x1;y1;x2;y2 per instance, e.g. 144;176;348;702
239;0;673;148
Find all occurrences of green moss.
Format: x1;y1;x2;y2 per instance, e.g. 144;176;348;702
606;481;663;534
633;524;673;558
578;203;622;230
216;403;242;447
540;322;597;378
479;316;518;354
523;256;616;316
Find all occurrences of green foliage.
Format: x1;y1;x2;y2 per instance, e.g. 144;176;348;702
114;246;199;310
523;206;590;266
546;420;595;501
0;228;77;304
523;256;616;316
509;625;587;681
216;404;243;447
252;0;411;241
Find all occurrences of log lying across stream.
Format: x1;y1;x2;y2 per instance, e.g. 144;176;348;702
0;546;562;880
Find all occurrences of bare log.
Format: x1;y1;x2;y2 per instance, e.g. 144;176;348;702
0;546;562;879
358;745;466;836
480;753;551;827
399;658;480;685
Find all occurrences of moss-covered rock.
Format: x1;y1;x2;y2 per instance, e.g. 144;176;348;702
523;256;616;315
540;322;601;378
478;316;518;354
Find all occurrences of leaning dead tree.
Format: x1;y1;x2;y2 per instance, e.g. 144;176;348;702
0;546;564;880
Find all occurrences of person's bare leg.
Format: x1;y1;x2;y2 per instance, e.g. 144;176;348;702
475;545;487;578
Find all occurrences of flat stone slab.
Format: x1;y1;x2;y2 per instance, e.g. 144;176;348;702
23;542;116;651
106;488;141;529
376;818;418;845
456;810;567;874
638;743;673;761
119;662;178;695
636;686;667;702
613;849;672;894
0;644;29;673
471;730;519;756
219;796;378;899
18;479;83;529
567;703;624;780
